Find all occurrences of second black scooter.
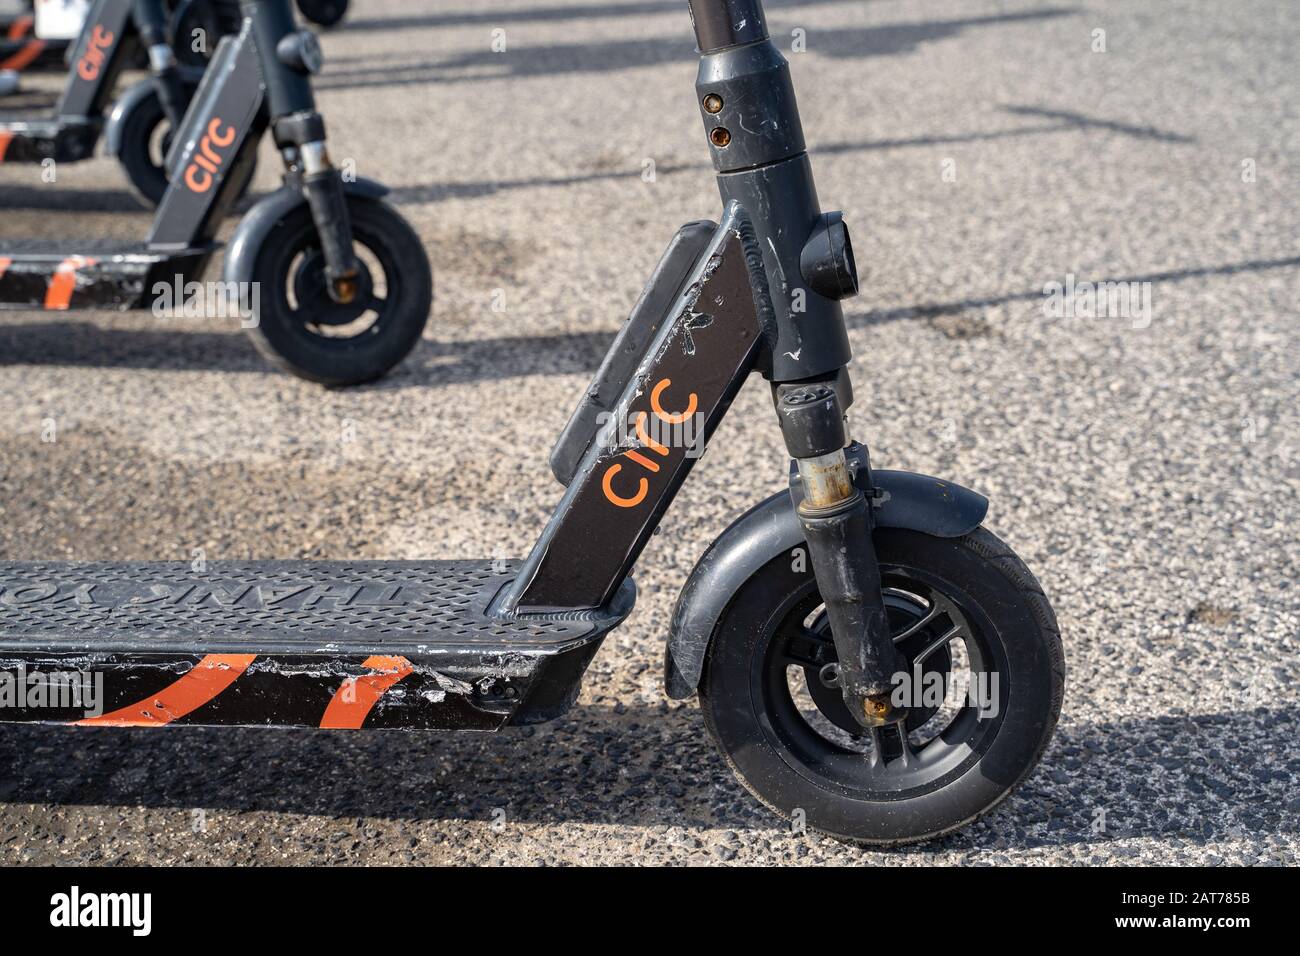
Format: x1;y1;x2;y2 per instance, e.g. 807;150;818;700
0;0;432;386
0;0;242;203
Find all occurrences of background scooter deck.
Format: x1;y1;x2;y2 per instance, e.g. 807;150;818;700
0;116;97;161
0;240;209;309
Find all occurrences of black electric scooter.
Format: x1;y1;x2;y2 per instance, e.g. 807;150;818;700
0;0;243;204
0;0;431;385
0;0;1063;845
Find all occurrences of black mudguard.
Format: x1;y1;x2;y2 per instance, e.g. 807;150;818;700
663;468;989;698
222;176;389;284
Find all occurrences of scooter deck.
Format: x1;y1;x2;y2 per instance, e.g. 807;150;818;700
0;240;209;310
0;116;98;163
0;561;632;730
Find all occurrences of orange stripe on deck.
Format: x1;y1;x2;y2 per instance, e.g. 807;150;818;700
320;655;414;729
7;15;33;40
45;256;94;309
0;131;12;163
0;256;10;279
77;654;257;727
1;39;45;71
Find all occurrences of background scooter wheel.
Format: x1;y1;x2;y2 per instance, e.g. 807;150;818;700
239;195;432;386
294;0;348;28
115;89;174;208
698;525;1065;845
116;85;258;208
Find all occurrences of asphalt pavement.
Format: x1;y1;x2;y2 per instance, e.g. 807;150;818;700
0;0;1296;864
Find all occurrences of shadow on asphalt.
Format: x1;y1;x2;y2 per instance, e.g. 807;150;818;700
0;89;59;112
0;104;1192;214
1;256;1294;383
0;188;147;214
337;0;871;34
0;323;613;383
315;8;1077;90
0;185;261;214
0;705;1293;848
380;105;1192;206
847;255;1300;329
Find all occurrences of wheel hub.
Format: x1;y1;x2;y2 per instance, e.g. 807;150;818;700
292;249;374;326
803;594;954;737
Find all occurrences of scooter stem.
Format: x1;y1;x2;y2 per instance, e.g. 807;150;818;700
689;0;851;383
690;0;905;726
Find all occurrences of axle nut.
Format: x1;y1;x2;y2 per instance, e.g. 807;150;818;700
864;696;892;721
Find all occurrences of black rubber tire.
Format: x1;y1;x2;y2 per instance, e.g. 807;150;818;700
295;0;348;28
116;89;171;208
242;195;432;386
698;526;1065;846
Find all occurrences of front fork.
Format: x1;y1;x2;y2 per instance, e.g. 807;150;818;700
778;381;906;727
278;122;361;305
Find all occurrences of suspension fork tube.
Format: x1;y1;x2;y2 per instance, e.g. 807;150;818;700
689;1;903;725
240;0;360;302
779;383;905;726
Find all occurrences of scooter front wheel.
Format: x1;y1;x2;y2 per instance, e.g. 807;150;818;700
241;195;432;386
698;525;1064;845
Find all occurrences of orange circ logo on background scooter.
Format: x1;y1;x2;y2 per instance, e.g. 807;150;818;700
184;118;238;193
600;378;698;509
75;26;114;81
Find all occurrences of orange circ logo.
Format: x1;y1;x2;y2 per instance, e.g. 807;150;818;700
75;26;114;81
183;118;238;193
600;378;699;509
